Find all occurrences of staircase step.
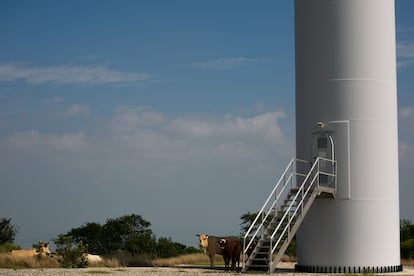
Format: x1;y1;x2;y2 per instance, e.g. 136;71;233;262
255;251;269;256
249;266;269;269
243;159;337;273
248;266;269;271
250;256;269;261
250;261;269;267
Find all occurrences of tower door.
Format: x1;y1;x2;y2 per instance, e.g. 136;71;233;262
312;123;335;186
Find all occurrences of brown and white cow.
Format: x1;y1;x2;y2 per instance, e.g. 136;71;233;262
10;241;51;258
196;234;222;268
196;234;238;268
218;238;241;271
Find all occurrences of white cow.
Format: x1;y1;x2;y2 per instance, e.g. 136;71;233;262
85;253;103;264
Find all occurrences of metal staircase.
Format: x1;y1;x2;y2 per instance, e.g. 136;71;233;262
242;157;337;273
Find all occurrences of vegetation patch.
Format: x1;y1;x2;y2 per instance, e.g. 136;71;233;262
0;254;61;269
152;253;223;267
1;215;413;270
402;258;414;267
86;270;112;274
401;219;414;261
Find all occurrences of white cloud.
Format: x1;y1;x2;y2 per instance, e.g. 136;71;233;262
166;111;286;144
0;63;152;85
63;104;90;118
32;106;287;162
398;106;414;166
105;108;289;165
43;96;65;104
397;26;414;34
111;106;166;133
185;57;259;70
7;130;85;151
399;142;414;161
0;107;293;249
397;41;414;58
398;106;414;133
397;41;414;69
3;104;414;249
399;107;414;119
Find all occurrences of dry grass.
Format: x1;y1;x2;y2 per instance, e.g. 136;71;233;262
402;258;414;267
4;251;409;271
0;251;294;269
152;253;223;267
100;257;122;268
280;254;296;262
0;253;61;269
0;253;218;269
0;253;122;269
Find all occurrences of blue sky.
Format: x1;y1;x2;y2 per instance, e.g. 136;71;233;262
0;0;413;249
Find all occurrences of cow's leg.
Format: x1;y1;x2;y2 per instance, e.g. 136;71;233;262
225;256;230;271
209;253;214;268
231;257;235;271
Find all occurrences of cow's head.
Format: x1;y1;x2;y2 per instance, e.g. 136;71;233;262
196;234;209;253
218;238;227;249
37;241;51;255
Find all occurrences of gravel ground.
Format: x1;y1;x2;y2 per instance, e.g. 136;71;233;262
0;264;413;276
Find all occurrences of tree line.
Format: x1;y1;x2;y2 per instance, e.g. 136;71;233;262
401;219;414;259
2;215;414;263
0;214;199;262
61;214;199;258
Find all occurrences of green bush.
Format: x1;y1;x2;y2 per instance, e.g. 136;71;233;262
0;242;20;253
0;218;19;244
401;219;414;242
54;234;88;268
401;239;414;259
157;237;188;258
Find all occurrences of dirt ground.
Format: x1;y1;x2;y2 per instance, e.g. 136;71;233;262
0;263;413;275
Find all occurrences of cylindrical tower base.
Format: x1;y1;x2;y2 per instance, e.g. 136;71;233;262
295;0;400;271
295;264;403;274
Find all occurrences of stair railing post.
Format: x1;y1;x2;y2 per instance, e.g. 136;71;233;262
335;160;337;194
317;158;320;190
261;213;264;238
242;238;246;272
269;238;273;274
288;208;291;237
301;185;304;218
289;159;296;189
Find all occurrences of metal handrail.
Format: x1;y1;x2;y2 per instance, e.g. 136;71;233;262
242;156;337;272
243;158;294;238
270;162;318;246
242;158;293;257
269;157;337;255
242;158;310;269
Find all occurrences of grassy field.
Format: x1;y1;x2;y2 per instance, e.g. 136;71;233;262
0;253;222;269
152;253;223;267
402;258;414;267
0;253;61;269
0;252;412;269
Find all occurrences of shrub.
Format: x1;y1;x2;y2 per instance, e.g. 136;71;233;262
401;238;414;259
0;218;19;244
54;234;88;268
401;219;414;242
0;242;20;253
